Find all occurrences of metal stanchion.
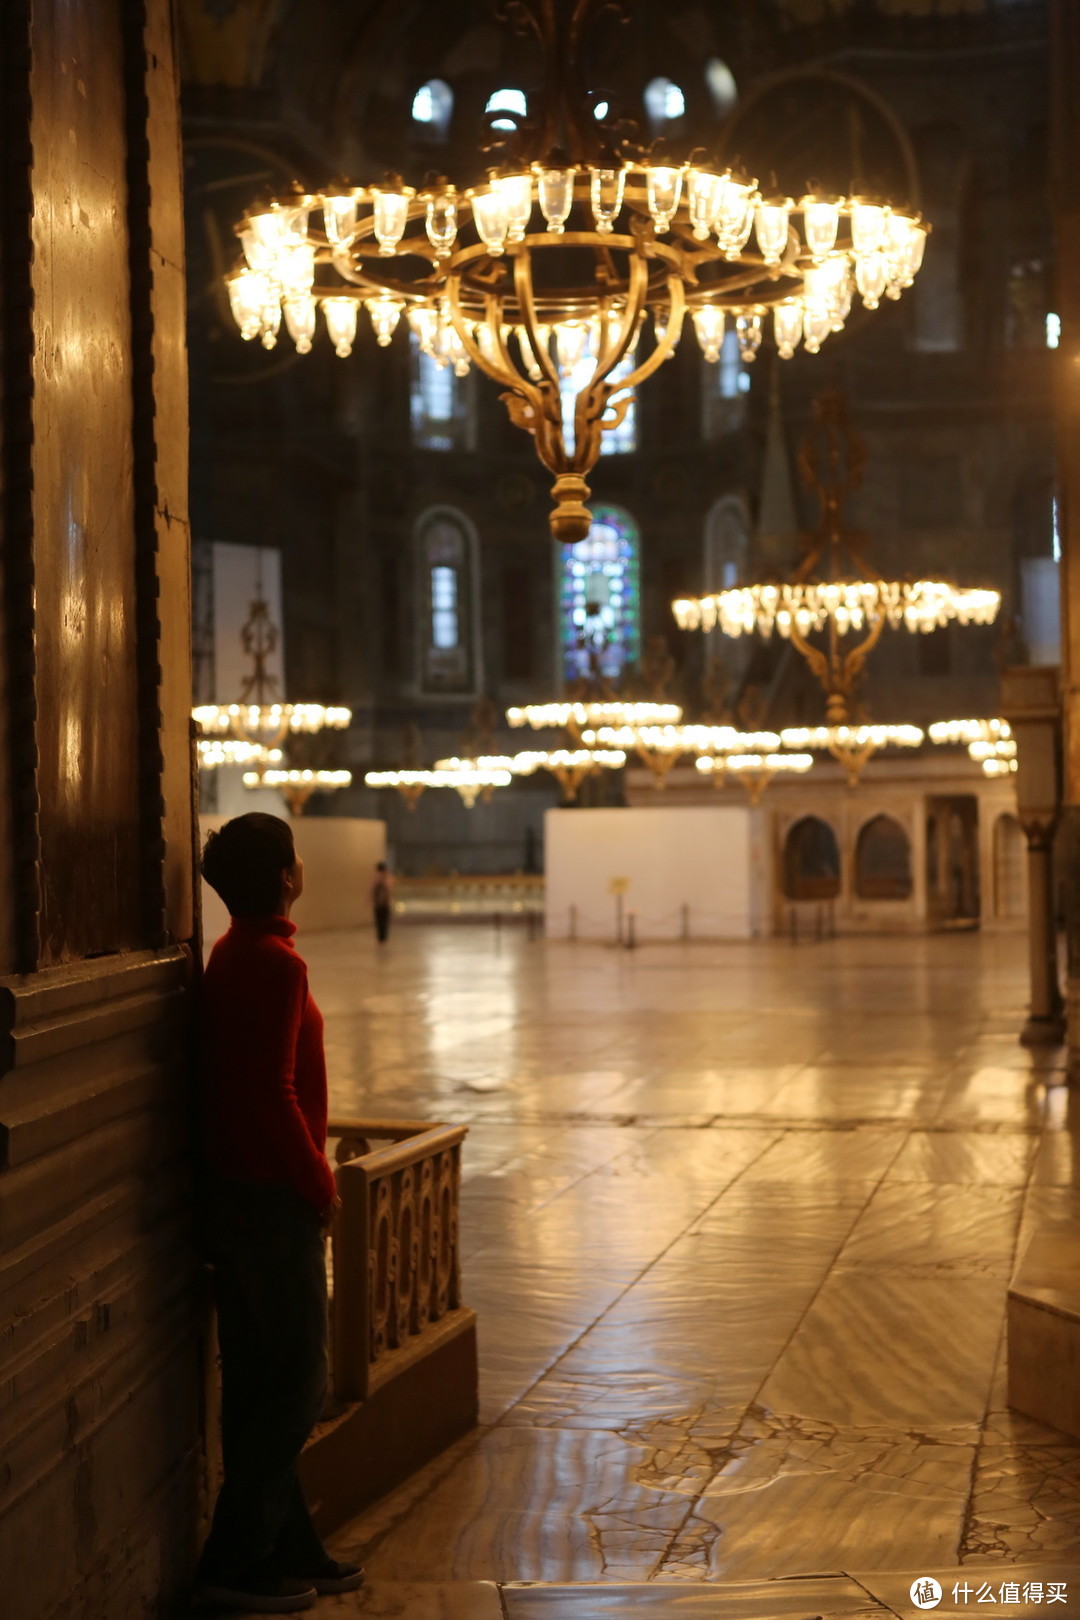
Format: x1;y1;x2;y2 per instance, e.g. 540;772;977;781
569;903;578;940
681;903;689;940
615;892;624;945
626;910;637;949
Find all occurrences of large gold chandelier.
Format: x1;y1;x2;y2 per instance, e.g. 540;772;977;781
673;392;1000;729
224;0;929;543
194;576;352;810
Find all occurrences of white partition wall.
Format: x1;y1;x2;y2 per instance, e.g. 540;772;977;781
544;805;765;940
200;815;387;947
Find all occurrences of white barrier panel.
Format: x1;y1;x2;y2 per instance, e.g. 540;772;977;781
199;815;387;946
544;805;765;941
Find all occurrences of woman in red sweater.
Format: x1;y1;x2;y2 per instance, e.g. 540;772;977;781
195;813;363;1614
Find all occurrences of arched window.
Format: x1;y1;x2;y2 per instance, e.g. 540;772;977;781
855;815;913;900
560;353;636;457
783;817;840;901
705;59;738;118
702;327;750;438
645;76;685;126
559;505;640;684
410;332;471;450
486;88;527;131
417;508;479;693
412;79;453;139
705;495;750;593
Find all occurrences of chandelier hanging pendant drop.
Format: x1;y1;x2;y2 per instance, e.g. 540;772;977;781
224;0;930;543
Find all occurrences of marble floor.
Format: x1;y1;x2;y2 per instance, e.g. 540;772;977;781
297;923;1080;1613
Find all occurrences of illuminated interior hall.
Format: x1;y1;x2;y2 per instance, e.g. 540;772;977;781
5;0;1080;1616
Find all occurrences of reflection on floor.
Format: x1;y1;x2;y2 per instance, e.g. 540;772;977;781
295;923;1080;1606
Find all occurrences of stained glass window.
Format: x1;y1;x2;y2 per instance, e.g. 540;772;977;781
560;353;637;457
559;505;641;684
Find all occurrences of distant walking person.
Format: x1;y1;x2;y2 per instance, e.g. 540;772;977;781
371;860;394;943
195;813;364;1614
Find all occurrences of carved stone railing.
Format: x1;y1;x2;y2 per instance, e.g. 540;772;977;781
327;1117;468;1403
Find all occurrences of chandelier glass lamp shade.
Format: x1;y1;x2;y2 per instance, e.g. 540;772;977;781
194;702;352;748
672;393;999;727
435;748;625;802
363;769;439;810
243;768;353;814
507;700;682;736
197;739;284;770
579;723;786;787
928;718;1017;776
780;723;923;787
223;0;929;544
365;763;515;809
695;751;814;805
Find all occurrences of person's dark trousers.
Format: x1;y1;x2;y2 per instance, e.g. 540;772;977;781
197;1175;332;1585
374;903;391;942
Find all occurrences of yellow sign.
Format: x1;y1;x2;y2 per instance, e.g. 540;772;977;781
608;876;631;895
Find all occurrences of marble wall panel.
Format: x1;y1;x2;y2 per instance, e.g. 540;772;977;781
30;0;142;962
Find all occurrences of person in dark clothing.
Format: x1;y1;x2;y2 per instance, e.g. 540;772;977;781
371;860;393;943
195;812;364;1615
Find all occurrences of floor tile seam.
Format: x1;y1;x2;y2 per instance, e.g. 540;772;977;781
487;1128;791;1434
845;1573;906;1619
959;1147;1048;1561
960;1318;1010;1562
666;1168;898;1543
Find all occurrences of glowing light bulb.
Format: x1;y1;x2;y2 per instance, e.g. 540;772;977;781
851;200;886;256
469;186;511;254
802;197;841;263
228;270;268;340
283;295;317;353
494;172;533;241
323;193;358;245
736;312;762;361
322;296;358;357
755;200;790;266
425;192;458;258
687;169;721;240
691;305;726;363
365;293;404;346
646;165;683;233
855;250;888;310
371;187;413;255
537;167;575;232
589;166;626;233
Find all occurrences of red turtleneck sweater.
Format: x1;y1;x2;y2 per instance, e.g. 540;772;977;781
200;915;337;1214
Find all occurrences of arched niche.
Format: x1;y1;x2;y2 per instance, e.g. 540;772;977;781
783;816;841;901
855;815;913;901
